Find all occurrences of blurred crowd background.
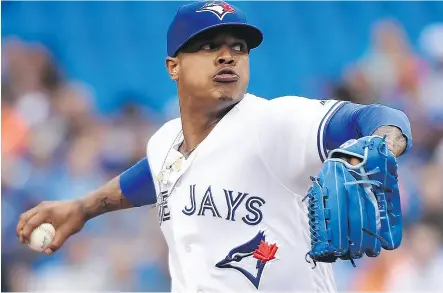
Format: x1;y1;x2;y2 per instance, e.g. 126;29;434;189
2;1;443;292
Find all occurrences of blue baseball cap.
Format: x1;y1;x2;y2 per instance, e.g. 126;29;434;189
167;1;263;57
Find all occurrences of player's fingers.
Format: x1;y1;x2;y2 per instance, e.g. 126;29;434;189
349;157;362;166
21;212;50;244
44;225;69;255
16;207;38;242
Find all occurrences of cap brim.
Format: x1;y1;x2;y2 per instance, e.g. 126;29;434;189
174;23;263;56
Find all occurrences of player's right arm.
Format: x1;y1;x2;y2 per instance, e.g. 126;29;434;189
17;156;157;255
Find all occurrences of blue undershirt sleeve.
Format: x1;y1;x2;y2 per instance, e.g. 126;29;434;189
324;102;412;157
119;157;157;207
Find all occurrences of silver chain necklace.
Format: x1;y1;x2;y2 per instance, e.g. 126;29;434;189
155;129;200;225
156;129;200;185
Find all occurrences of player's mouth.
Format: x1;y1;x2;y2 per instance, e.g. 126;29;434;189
213;68;239;83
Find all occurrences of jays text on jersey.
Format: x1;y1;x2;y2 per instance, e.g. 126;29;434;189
147;94;344;293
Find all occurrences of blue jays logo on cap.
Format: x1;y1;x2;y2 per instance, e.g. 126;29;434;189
167;1;263;57
196;2;235;20
216;231;279;289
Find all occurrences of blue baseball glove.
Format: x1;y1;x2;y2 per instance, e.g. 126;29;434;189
303;136;402;267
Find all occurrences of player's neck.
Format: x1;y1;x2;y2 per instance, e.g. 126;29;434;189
178;97;237;155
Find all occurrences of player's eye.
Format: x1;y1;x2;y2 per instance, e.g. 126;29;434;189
231;43;245;52
200;42;246;52
201;42;217;51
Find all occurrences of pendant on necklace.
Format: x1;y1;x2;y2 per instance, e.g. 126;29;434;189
172;157;183;172
157;169;171;185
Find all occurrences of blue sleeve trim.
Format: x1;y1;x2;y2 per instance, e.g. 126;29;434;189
323;102;363;153
119;158;157;207
323;103;413;158
316;101;348;162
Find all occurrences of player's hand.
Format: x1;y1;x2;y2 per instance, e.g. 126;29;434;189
341;155;361;166
16;200;86;255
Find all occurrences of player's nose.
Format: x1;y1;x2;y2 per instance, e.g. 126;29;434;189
215;46;235;66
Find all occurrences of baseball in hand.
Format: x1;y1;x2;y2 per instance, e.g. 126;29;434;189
28;223;56;252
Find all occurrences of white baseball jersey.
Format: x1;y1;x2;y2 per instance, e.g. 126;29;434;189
147;94;345;293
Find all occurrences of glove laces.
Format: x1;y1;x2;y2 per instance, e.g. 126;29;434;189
302;177;322;269
302;177;321;244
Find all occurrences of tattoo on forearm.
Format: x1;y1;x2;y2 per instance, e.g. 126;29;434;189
79;178;133;222
100;196;109;210
99;192;126;213
80;200;92;221
81;193;127;221
120;192;125;207
373;126;407;157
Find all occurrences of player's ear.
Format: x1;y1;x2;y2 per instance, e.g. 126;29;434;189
166;57;179;81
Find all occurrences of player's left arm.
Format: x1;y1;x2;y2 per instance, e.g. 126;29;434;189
324;102;412;158
255;97;412;197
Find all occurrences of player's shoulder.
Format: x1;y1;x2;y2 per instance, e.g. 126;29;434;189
244;93;337;108
147;118;181;153
243;93;341;116
236;93;267;110
270;95;339;108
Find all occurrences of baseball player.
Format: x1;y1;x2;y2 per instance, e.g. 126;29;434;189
17;1;412;292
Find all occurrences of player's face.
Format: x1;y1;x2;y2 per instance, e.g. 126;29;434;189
167;30;250;103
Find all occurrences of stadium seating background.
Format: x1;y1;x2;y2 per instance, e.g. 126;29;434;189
3;1;443;113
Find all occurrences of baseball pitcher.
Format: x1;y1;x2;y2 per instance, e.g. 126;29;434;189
17;1;412;292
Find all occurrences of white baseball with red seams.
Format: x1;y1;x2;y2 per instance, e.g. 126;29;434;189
28;223;56;252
